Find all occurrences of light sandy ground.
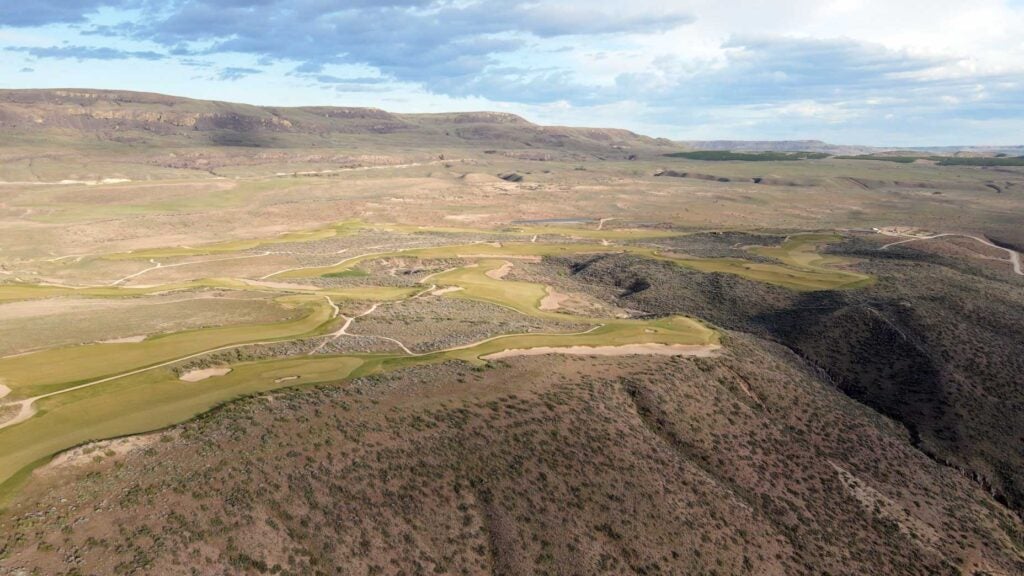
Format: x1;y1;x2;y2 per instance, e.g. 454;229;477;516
179;367;232;382
243;279;321;291
109;251;279;286
457;254;541;261
483;343;721;360
0;178;132;186
430;286;464;296
0;292;269;320
40;434;159;474
271;159;448;178
98;335;147;344
539;286;570;311
875;226;931;237
485;261;513;279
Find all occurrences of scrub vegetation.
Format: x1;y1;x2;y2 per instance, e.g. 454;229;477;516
0;89;1022;575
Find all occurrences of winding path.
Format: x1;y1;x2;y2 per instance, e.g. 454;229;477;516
0;237;719;433
0;283;606;431
879;231;1023;275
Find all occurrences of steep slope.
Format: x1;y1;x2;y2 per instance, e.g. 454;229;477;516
1;337;1020;575
531;234;1024;519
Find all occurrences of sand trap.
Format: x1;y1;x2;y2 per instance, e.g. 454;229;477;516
0;384;10;399
274;376;299;383
539;286;571;311
431;286;464;296
486;261;513;280
457;254;542;261
244;279;320;291
179;367;232;382
98;335;147;344
483;343;721;361
444;213;492;222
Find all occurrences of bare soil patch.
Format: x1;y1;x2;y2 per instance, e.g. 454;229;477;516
41;434;161;474
98;335;147;344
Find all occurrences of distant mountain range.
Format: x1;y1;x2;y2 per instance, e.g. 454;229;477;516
0;89;671;156
675;139;1024;156
0;89;1019;156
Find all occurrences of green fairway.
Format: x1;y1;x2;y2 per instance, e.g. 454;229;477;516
651;234;874;291
429;259;562;320
272;229;871;292
0;279;418;304
0;224;872;500
0;295;336;399
667;257;873;291
276;242;610;279
0;314;715;498
0;255;718;498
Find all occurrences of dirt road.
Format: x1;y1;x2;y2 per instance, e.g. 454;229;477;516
880;231;1023;276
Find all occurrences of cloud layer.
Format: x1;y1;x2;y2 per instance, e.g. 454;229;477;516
2;0;1023;144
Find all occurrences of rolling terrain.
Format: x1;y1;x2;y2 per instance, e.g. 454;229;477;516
0;89;1022;575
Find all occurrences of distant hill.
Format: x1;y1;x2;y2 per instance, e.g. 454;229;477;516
1;89;1019;159
674;139;875;155
675;139;1024;156
0;88;672;155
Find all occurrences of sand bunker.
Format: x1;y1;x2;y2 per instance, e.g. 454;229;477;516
99;335;147;344
274;376;299;383
0;384;10;399
486;261;514;280
179;367;232;382
539;286;570;311
431;286;464;296
483;343;721;360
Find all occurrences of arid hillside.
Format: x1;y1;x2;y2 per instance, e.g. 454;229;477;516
1;89;1022;576
1;335;1021;575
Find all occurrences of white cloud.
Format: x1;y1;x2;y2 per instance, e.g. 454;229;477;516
2;0;1023;144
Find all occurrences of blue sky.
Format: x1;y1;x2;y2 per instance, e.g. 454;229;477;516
2;0;1023;145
